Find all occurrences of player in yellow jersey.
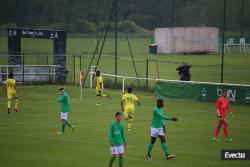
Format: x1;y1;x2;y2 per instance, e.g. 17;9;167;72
95;70;111;105
3;73;19;114
121;87;140;131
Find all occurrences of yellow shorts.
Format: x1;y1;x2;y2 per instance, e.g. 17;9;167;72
124;106;135;119
7;92;18;100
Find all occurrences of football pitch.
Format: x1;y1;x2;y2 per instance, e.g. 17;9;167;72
0;85;250;167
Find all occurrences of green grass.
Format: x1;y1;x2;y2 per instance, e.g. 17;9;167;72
0;85;250;167
1;35;250;85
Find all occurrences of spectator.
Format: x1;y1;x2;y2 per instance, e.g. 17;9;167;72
176;62;192;81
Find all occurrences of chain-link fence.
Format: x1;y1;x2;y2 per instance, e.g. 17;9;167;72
0;0;250;88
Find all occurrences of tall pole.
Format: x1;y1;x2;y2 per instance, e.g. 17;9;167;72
114;0;118;84
16;0;21;27
117;0;141;87
146;58;149;87
96;0;99;54
240;0;244;38
221;0;227;83
171;0;175;27
82;0;116;87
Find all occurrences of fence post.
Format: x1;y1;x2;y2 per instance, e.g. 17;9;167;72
22;53;24;83
90;66;98;88
146;58;149;87
1;66;3;82
221;0;227;83
6;65;9;79
90;66;93;88
156;60;160;79
45;52;49;65
80;54;82;71
122;77;125;93
73;53;76;85
53;66;56;83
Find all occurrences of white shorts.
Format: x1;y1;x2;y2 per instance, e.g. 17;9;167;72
110;145;124;155
150;127;165;137
61;112;68;120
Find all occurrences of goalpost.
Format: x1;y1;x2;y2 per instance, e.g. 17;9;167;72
224;37;250;54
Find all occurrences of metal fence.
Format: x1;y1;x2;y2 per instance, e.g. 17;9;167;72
0;50;250;86
0;53;84;84
0;64;59;83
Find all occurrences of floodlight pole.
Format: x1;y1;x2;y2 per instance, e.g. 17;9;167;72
96;0;99;54
221;0;227;83
82;0;117;88
115;0;118;84
171;0;175;27
83;0;141;88
16;0;21;27
240;0;244;38
117;0;141;87
95;0;117;66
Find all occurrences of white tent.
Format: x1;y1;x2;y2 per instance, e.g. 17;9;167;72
155;27;219;54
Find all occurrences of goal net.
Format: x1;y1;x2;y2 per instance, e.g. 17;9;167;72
224;37;250;54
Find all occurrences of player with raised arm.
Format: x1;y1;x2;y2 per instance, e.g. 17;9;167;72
146;99;178;160
3;73;19;114
121;87;140;131
54;88;74;134
95;70;111;105
108;112;126;167
213;89;233;142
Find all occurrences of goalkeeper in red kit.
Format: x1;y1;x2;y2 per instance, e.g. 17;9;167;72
213;89;233;142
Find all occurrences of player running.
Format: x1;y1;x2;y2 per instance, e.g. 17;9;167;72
3;73;19;114
121;87;140;131
95;70;111;105
54;88;74;134
108;112;126;167
213;89;233;142
146;99;178;160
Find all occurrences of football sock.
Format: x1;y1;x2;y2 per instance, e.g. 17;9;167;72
7;100;11;109
119;156;123;167
161;143;169;155
147;143;154;155
223;126;228;138
109;156;116;166
214;125;220;137
128;118;132;129
14;99;18;110
61;122;66;133
65;121;72;128
96;96;101;103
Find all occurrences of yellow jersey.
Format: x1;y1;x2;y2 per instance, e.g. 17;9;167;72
4;79;17;94
96;76;104;91
121;93;138;108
